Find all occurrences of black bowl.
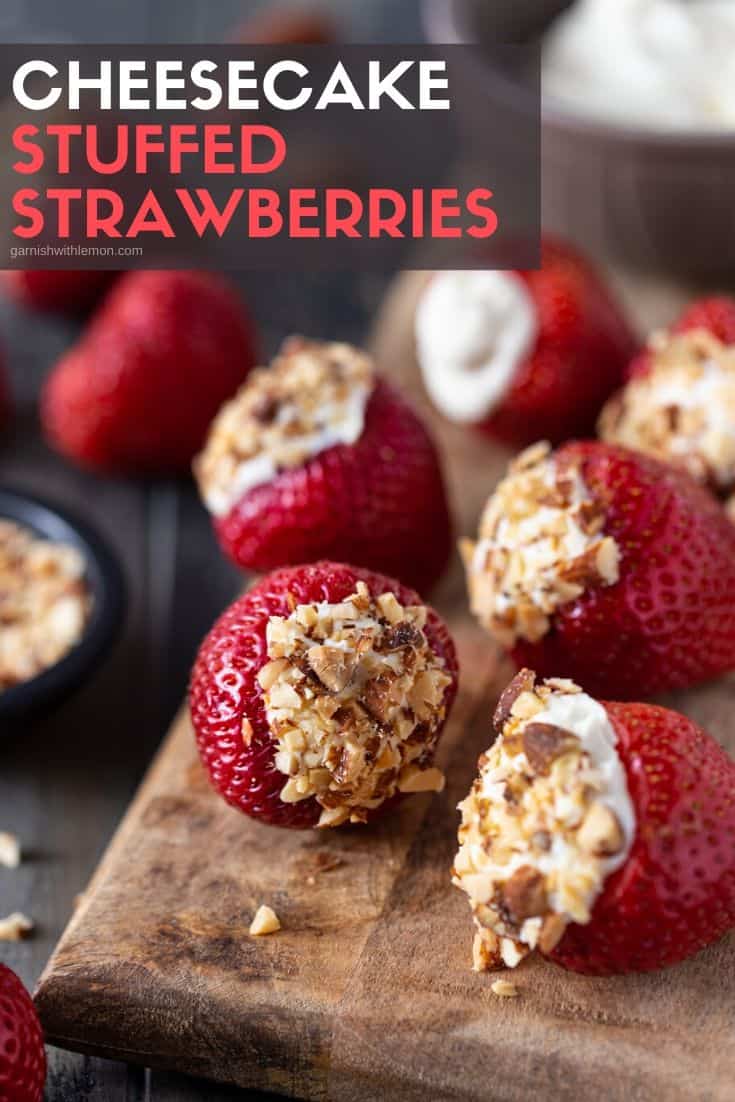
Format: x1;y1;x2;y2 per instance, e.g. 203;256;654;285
0;488;125;725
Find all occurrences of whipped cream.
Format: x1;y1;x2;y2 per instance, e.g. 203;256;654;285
543;0;735;131
415;271;538;424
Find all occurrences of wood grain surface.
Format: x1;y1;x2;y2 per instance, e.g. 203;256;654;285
34;270;735;1101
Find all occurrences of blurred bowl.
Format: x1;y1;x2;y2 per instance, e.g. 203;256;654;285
424;0;735;278
0;489;125;726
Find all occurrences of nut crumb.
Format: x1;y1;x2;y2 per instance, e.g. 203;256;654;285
491;979;519;998
0;912;34;940
0;831;21;869
249;904;281;936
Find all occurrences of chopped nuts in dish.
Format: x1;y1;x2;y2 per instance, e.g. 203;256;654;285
0;832;20;869
249;905;281;936
195;337;375;517
259;581;452;828
461;442;620;647
453;670;635;971
0;912;34;940
0;520;92;693
599;329;735;490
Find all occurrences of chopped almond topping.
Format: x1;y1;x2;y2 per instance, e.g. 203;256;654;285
0;912;34;940
196;338;375;516
249;905;281;936
453;671;635;971
0;520;92;693
463;443;620;647
260;583;451;827
491;979;519;998
599;328;735;489
0;832;20;869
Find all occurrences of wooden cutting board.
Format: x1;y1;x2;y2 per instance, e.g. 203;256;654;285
35;271;735;1101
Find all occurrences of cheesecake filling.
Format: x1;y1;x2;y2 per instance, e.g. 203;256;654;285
453;671;635;971
415;271;538;424
257;582;452;828
461;442;620;648
599;328;735;490
196;337;374;517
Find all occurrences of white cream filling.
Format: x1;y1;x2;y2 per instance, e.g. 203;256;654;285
543;0;735;131
203;384;371;517
415;271;538;424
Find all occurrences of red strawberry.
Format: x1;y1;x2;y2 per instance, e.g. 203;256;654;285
41;270;257;474
453;671;735;977
195;337;452;595
189;561;458;830
627;294;735;381
463;440;735;698
1;270;115;314
416;237;636;448
0;963;46;1102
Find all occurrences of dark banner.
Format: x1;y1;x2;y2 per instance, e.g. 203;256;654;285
0;44;540;270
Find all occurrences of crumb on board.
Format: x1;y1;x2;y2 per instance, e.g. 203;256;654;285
249;905;281;936
0;831;21;869
491;979;519;999
0;912;34;940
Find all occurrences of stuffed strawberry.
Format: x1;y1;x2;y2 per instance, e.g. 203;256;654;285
42;270;257;474
0;963;46;1101
601;296;735;493
1;270;115;314
415;237;636;448
195;337;452;594
189;561;458;829
463;439;735;698
453;670;735;976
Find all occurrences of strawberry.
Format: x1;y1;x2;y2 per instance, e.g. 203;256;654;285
195;338;452;595
416;237;636;448
463;440;735;698
1;270;115;314
41;270;257;475
189;561;458;830
0;963;46;1102
453;671;735;976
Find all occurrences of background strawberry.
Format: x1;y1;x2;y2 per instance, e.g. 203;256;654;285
446;238;634;447
213;377;452;595
189;561;458;829
550;700;735;975
41;270;257;474
0;963;46;1102
511;441;735;697
627;294;735;380
1;270;116;315
233;3;335;43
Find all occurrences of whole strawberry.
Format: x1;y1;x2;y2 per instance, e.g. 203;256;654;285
0;963;46;1101
416;237;636;448
1;269;115;314
454;670;735;976
463;439;735;698
601;297;735;493
42;270;257;474
190;561;458;829
195;337;452;595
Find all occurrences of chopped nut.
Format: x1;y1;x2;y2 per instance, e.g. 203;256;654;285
0;912;34;940
0;832;20;869
249;905;281;936
493;668;536;732
491;979;519;998
257;658;289;691
522;723;580;774
241;717;253;746
502;866;549;923
577;803;624;856
307;645;357;692
472;928;501;972
538;913;568;954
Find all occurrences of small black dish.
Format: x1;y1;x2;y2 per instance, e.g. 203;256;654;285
0;487;125;727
